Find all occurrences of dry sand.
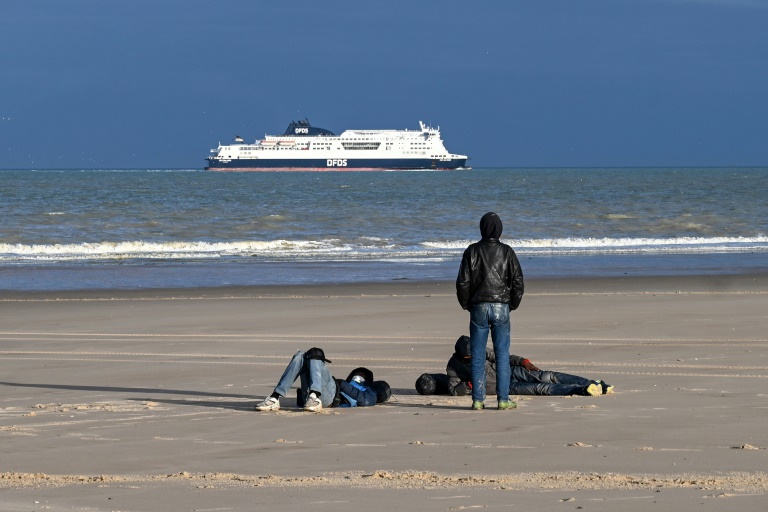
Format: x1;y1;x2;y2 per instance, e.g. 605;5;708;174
1;275;767;511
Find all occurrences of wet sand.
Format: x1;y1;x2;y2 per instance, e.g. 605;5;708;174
1;275;767;511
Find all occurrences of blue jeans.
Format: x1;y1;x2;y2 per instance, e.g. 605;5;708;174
469;302;511;403
273;350;337;407
509;366;592;396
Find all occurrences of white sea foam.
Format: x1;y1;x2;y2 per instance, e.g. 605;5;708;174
2;235;767;263
424;235;768;251
0;240;336;262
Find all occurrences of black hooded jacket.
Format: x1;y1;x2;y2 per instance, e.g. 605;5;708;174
456;213;524;310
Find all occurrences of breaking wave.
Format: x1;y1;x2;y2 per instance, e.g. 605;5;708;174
2;235;767;263
427;236;768;254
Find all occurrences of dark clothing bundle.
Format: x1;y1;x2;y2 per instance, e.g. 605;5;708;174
415;372;451;395
329;367;388;407
333;369;377;407
331;380;378;407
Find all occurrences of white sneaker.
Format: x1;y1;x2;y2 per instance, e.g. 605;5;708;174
254;396;280;411
304;392;323;412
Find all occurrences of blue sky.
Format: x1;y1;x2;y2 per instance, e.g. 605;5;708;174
2;0;767;169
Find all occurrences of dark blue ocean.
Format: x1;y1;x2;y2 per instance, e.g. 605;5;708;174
1;167;766;291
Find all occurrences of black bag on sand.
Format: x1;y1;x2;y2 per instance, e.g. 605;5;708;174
415;373;451;395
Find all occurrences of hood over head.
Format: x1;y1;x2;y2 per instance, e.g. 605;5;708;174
480;212;503;240
346;367;374;384
454;335;471;358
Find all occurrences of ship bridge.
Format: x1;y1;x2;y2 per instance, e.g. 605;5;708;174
284;119;336;137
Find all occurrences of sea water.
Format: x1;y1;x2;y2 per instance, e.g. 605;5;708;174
1;167;766;291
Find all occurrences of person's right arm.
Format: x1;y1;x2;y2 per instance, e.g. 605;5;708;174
447;360;471;396
456;248;472;310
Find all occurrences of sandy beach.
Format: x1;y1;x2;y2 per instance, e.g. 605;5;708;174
1;275;767;511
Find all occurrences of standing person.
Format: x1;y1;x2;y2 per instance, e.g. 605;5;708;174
456;212;524;411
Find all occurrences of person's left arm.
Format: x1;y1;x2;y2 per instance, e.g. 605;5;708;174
507;250;524;310
509;354;540;371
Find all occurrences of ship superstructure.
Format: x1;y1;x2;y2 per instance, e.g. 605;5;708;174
205;120;468;171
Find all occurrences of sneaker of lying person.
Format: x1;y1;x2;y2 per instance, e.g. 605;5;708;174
585;382;602;396
304;392;323;412
254;396;280;411
599;381;615;394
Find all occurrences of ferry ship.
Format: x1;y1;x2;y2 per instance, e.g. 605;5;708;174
205;120;469;171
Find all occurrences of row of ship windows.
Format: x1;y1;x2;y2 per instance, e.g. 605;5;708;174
245;142;429;148
237;149;436;152
341;143;381;150
239;147;382;152
238;145;429;152
239;147;315;151
262;140;431;145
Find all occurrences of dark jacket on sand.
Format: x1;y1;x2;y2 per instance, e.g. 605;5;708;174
446;348;526;396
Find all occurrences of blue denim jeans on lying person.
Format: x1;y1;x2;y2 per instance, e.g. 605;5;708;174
273;350;337;407
509;366;593;396
469;302;511;403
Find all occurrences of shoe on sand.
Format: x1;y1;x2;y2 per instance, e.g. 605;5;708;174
599;381;615;394
497;400;517;410
254;396;280;411
585;382;601;396
304;392;323;412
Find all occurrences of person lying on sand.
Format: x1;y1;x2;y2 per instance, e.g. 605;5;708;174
415;336;614;400
254;347;391;412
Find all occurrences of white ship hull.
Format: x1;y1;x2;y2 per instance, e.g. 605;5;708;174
206;120;469;171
